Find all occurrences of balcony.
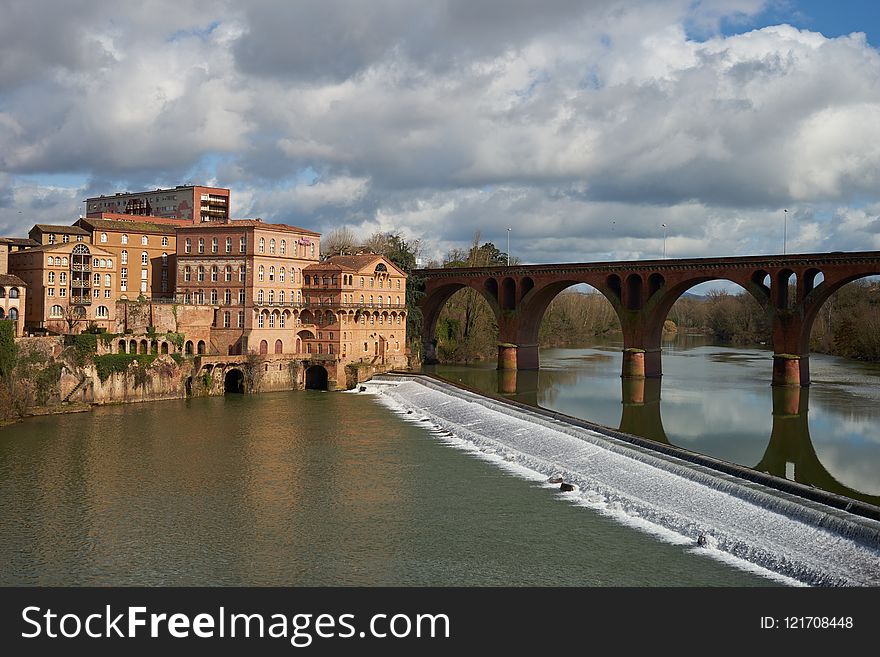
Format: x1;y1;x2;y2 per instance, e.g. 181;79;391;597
71;264;91;272
71;296;92;305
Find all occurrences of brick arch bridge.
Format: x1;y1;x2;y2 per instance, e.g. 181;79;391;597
417;250;880;386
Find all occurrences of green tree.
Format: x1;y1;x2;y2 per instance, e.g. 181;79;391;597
0;322;16;379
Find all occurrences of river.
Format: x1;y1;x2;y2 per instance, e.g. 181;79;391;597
0;386;779;586
428;335;880;508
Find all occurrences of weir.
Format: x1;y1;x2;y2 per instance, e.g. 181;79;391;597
362;374;880;586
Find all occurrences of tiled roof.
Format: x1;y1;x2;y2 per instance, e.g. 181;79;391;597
32;224;89;235
0;274;25;286
78;218;177;234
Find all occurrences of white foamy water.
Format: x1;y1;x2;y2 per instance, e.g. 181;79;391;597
360;376;880;586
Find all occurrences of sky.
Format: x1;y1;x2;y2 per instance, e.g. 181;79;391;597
2;0;880;266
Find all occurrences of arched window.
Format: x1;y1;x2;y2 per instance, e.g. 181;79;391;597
96;305;109;318
211;289;217;304
198;238;204;253
61;257;68;266
141;252;148;265
269;266;275;281
258;266;264;282
258;313;264;328
211;237;218;253
162;236;168;246
141;235;148;245
225;266;232;281
269;238;276;254
185;238;191;253
279;267;285;282
184;267;191;282
50;304;63;317
9;287;19;298
279;290;285;304
197;266;204;281
211;266;218;282
360;277;364;287
259;237;265;253
239;266;246;282
48;272;55;284
161;252;168;265
122;234;129;244
280;240;286;254
100;233;107;243
258;289;264;303
105;274;111;287
99;258;106;268
223;311;230;328
240;236;246;253
268;290;275;304
121;250;128;264
224;289;231;304
225;237;232;253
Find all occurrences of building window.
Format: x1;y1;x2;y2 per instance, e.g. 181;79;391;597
62;257;68;266
47;288;55;297
197;266;204;282
239;290;246;304
279;314;286;328
224;266;231;282
360;277;364;287
269;266;275;281
258;313;264;328
311;243;315;257
162;236;169;247
60;272;67;284
238;311;244;328
268;290;274;304
225;237;232;253
211;266;218;282
239;266;246;283
240;237;246;253
258;266;264;282
279;290;285;304
59;288;66;297
212;237;218;253
259;237;265;253
141;269;148;281
223;312;230;328
269;239;275;254
184;267;191;282
48;272;55;283
268;313;275;328
96;305;109;318
161;252;168;265
100;233;107;243
258;289;264;303
122;234;129;244
63;234;70;243
77;235;83;242
280;240;286;255
50;304;63;318
185;239;191;253
198;289;205;304
141;252;148;265
141;235;148;245
211;289;218;304
94;273;100;286
198;238;204;253
370;278;374;288
279;267;285;282
224;289;231;305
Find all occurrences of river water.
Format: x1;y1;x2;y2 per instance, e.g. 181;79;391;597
0;387;779;586
428;336;880;508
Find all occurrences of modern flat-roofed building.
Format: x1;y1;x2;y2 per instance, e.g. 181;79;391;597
85;185;231;223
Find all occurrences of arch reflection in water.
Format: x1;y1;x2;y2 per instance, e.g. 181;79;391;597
467;350;880;508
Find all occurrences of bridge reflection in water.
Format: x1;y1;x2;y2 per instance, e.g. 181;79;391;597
492;368;880;508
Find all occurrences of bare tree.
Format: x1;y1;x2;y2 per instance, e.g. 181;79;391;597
63;304;87;334
321;227;359;259
362;232;391;255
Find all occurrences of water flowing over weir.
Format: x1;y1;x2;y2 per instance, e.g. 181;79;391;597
360;375;880;586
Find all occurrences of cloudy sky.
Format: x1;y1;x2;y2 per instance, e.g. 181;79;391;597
1;0;879;264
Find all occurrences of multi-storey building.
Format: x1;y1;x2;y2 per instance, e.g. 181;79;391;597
175;219;321;355
301;255;408;365
84;185;231;223
28;224;90;246
75;217;177;299
9;242;118;332
0;274;26;337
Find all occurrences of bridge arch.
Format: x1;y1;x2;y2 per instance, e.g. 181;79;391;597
305;365;329;390
420;281;501;363
799;270;880;355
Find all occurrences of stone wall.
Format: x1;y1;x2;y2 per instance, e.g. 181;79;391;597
14;335;64;359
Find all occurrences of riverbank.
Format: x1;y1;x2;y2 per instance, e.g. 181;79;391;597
361;373;880;586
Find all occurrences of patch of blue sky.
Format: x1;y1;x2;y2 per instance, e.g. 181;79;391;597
167;20;221;43
718;0;880;46
15;172;90;190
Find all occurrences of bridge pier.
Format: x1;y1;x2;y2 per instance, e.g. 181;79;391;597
771;354;810;387
497;343;539;370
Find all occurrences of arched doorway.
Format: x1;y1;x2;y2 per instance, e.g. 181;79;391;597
259;340;268;355
305;365;328;390
224;368;245;393
274;339;283;354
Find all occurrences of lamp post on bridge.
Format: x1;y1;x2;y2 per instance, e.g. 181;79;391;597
783;209;788;255
661;223;667;259
507;227;511;266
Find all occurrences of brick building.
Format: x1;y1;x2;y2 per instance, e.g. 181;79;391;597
0;273;26;337
9;242;118;333
175;219;321;355
75;217;177;299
